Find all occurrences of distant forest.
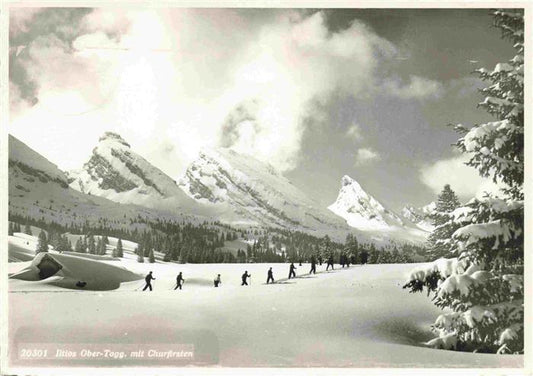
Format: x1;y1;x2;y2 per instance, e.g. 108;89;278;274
9;212;429;265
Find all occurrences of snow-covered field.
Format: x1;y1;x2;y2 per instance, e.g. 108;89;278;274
7;242;523;368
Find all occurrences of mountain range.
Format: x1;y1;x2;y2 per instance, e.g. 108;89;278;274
9;132;433;243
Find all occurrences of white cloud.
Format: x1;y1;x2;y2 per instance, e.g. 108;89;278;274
346;123;363;142
420;154;502;200
355;148;380;165
9;9;440;177
383;75;443;100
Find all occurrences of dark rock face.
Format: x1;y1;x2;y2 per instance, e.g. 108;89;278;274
75;133;167;197
109;149;164;196
184;166;223;203
9;160;68;188
84;153;138;193
98;132;131;147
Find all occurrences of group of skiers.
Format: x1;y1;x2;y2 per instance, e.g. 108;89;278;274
141;258;348;291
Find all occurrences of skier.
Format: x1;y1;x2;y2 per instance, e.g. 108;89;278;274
309;256;316;274
266;267;274;284
340;254;346;268
326;256;334;271
214;274;222;287
346;256;351;268
241;271;251;286
174;272;184;290
288;263;297;279
143;271;155;291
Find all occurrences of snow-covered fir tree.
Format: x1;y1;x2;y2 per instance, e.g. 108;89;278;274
428;184;461;258
99;238;107;255
54;234;71;253
88;235;96;254
116;238;123;257
403;9;523;354
96;237;102;256
74;238;84;253
344;233;359;263
136;245;144;263
36;230;48;254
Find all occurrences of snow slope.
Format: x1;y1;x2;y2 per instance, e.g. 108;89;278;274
9;135;68;187
179;148;352;239
9;135;206;230
7;257;522;368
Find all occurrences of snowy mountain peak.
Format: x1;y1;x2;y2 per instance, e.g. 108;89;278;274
328;175;404;231
401;202;436;232
98;132;131;148
341;174;360;188
421;201;437;214
68;132;194;208
402;206;421;222
178;147;348;235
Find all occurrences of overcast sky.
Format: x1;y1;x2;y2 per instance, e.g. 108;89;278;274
9;8;516;211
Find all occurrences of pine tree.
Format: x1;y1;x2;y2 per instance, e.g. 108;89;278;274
100;238;107;255
359;248;369;264
96;237;102;255
88;235;96;254
8;222;13;236
148;249;155;263
116;238;123;257
75;238;83;253
55;235;70;253
436;184;460;213
428;184;461;258
36;230;48;254
404;10;524;354
345;233;359;263
136;247;144;263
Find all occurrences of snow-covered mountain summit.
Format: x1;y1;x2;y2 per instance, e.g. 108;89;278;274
328;175;405;231
68;132;195;208
401;202;436;232
178;148;348;235
327;175;429;242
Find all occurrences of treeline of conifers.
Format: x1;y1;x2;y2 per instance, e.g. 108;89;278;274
8;213;428;264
